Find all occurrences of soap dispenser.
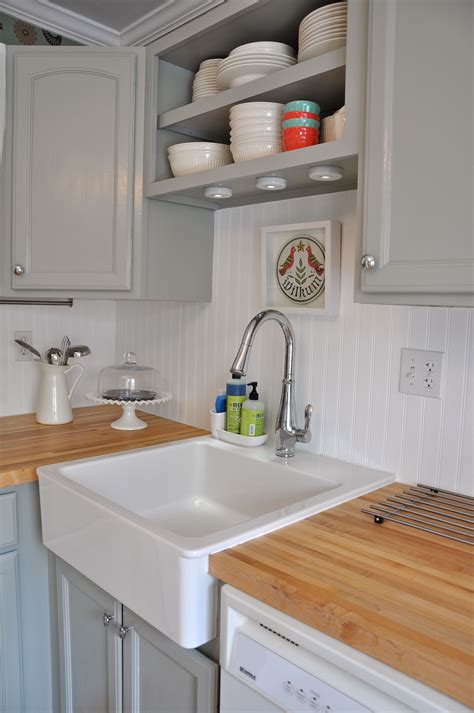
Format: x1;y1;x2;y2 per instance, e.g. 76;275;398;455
240;381;265;437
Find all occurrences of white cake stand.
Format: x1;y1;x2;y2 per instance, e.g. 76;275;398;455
87;392;172;430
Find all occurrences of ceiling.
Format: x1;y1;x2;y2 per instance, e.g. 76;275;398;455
50;0;171;32
0;0;225;45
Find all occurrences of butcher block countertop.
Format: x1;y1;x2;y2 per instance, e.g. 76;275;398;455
210;483;474;707
0;405;207;489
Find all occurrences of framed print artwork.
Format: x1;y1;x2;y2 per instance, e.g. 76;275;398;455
261;220;341;316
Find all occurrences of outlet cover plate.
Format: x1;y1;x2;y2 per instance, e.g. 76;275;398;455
399;348;444;398
14;330;33;361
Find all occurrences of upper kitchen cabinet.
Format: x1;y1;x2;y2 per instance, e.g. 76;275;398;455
358;0;473;306
143;0;367;208
0;46;214;302
2;47;146;297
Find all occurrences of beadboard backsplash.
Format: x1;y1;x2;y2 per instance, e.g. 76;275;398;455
116;191;473;494
0;300;116;416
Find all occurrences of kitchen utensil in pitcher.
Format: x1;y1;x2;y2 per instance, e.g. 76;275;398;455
36;361;85;425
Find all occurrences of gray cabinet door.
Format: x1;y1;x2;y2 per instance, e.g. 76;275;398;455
123;607;218;713
56;558;122;713
362;0;473;296
7;47;144;292
0;551;22;713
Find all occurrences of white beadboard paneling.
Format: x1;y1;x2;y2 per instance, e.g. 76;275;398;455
0;300;116;416
116;191;473;493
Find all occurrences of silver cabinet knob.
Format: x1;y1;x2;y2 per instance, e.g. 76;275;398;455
102;612;114;627
118;625;130;640
360;254;376;272
13;264;25;276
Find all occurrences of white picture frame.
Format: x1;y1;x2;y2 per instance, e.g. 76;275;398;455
261;220;341;316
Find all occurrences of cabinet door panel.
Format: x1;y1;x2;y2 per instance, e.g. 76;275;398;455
362;0;473;293
11;49;137;290
56;558;122;713
123;607;218;713
0;551;22;713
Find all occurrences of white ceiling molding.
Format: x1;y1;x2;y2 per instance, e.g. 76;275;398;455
120;0;225;47
0;0;120;45
0;0;225;46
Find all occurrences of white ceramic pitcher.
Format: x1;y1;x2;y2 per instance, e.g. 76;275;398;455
36;361;84;425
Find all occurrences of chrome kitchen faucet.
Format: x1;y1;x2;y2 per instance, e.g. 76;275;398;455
230;309;312;457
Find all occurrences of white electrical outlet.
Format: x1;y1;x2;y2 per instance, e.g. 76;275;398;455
399;348;444;398
14;330;34;362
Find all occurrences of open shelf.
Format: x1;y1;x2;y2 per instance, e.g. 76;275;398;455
158;49;346;142
145;139;357;209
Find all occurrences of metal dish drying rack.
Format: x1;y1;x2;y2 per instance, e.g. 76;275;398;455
362;484;474;545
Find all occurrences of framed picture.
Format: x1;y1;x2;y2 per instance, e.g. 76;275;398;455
261;220;341;316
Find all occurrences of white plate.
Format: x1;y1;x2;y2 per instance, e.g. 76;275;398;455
230;41;295;57
298;36;347;61
218;56;295;71
299;19;347;40
222;51;295;64
199;58;222;68
300;8;347;30
300;2;347;27
300;22;347;41
300;31;347;48
218;62;292;89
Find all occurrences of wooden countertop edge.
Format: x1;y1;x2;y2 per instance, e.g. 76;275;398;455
210;485;474;708
0;406;208;489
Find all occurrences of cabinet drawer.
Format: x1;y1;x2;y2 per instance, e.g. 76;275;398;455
0;493;17;549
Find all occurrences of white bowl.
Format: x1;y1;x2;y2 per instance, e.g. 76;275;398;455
230;141;282;163
168;141;231;154
229;41;295;57
230;101;284;114
168;150;233;176
220;52;295;65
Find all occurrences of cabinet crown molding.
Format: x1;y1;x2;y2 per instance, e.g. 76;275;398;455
0;0;224;46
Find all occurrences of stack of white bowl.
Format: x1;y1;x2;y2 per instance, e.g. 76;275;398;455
298;2;347;62
229;102;284;163
192;58;222;102
168;142;232;177
217;42;296;89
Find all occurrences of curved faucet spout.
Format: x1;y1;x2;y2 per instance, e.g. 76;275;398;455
230;309;312;458
230;309;295;380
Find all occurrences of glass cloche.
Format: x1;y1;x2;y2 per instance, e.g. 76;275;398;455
98;352;160;401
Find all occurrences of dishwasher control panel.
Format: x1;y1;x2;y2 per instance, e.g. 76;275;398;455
232;633;372;713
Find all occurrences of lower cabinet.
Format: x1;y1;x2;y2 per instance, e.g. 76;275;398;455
55;559;218;713
0;551;22;713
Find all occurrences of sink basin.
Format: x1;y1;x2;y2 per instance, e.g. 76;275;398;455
38;436;393;647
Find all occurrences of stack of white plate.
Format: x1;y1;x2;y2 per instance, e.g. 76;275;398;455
298;2;347;62
229;102;284;163
217;42;296;89
192;58;222;102
168;142;232;176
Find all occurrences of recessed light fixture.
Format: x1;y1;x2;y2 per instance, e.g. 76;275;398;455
308;165;343;182
255;176;287;191
204;186;232;199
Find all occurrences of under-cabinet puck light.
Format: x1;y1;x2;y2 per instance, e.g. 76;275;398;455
255;176;287;191
204;186;233;199
308;165;343;182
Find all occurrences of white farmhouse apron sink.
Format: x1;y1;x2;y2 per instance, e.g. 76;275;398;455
37;437;393;648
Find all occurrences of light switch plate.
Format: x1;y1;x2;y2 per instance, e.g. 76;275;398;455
399;348;444;398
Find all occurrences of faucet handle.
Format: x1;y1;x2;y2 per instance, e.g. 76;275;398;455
296;403;313;444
